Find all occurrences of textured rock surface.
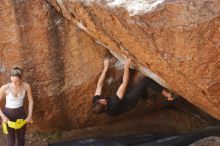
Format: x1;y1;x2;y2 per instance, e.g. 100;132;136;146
189;136;220;146
0;0;170;132
46;0;220;120
0;0;219;133
0;0;110;131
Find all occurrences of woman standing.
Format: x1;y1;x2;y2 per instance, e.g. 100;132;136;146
0;67;33;146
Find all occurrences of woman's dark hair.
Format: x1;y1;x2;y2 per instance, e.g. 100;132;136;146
92;101;106;114
10;67;23;79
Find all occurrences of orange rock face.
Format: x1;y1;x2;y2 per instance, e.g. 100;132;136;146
46;0;220;119
0;0;165;132
0;0;110;131
0;0;219;132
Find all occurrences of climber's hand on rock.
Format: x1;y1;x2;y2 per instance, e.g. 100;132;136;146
125;58;132;67
104;59;110;70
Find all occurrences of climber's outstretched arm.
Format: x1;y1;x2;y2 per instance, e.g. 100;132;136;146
116;58;131;99
94;59;110;96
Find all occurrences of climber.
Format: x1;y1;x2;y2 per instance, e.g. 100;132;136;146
92;58;179;116
0;67;33;146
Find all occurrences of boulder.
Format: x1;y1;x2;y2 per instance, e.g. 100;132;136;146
0;0;219;132
46;0;220;120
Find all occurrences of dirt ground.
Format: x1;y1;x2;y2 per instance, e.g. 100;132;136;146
0;127;48;146
0;109;212;146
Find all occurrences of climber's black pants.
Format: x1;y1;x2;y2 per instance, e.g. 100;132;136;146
121;77;164;112
3;107;26;146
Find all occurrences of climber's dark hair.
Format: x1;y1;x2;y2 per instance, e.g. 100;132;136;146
92;101;106;114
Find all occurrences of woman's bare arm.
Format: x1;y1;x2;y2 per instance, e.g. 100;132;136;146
0;85;9;122
25;83;33;123
94;59;110;96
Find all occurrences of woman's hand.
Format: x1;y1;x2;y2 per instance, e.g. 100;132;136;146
2;116;9;123
25;116;33;123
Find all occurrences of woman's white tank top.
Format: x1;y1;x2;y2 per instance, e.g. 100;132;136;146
5;85;25;109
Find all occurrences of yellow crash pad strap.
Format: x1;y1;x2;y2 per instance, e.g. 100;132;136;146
2;123;8;134
8;119;27;129
2;119;27;134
